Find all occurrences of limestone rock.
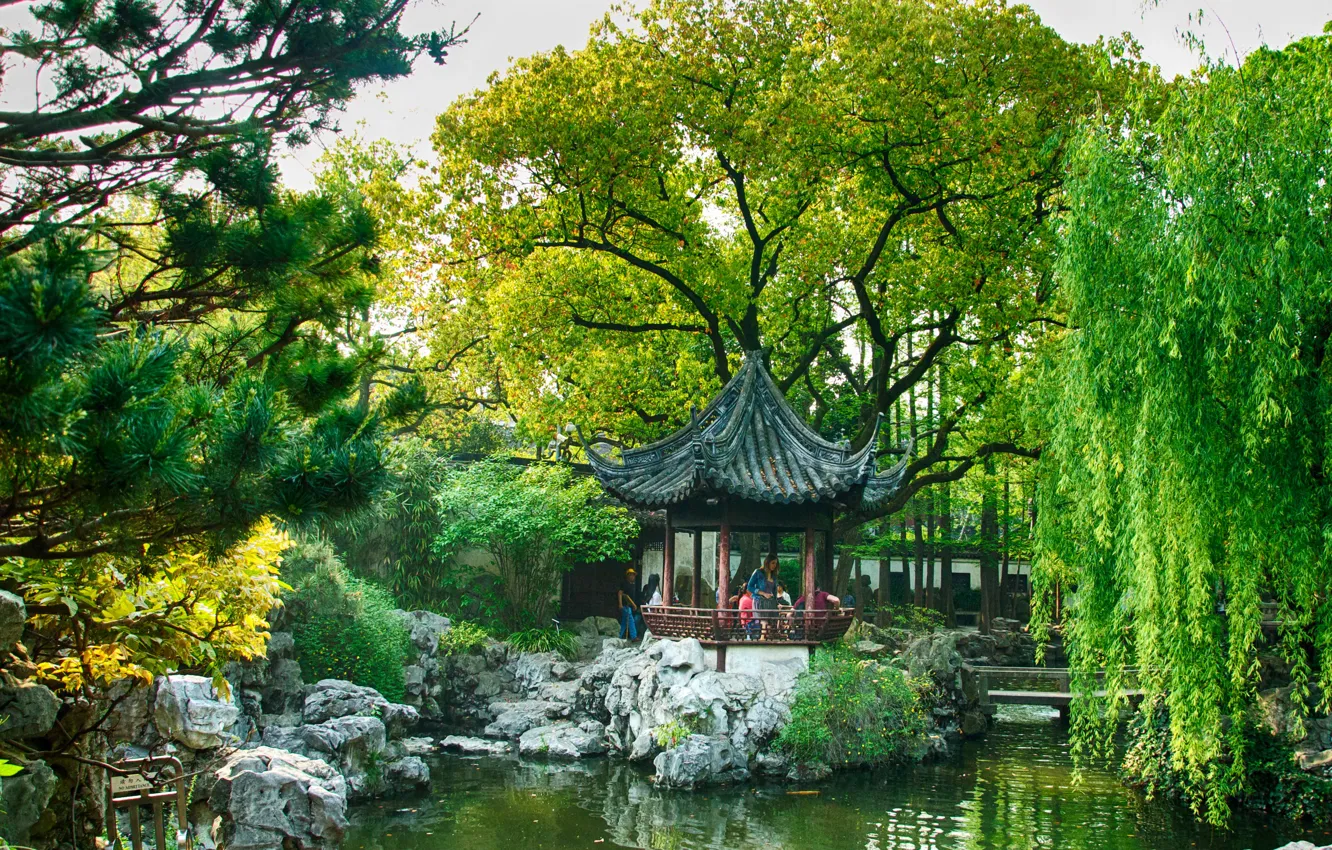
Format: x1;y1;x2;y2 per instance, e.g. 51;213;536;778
381;702;420;738
0;682;58;741
440;735;514;756
260;657;305;716
1273;843;1332;850
652;734;748;789
852;640;888;658
104;680;156;746
382;756;431;794
0;591;25;654
0;757;55;846
392;609;452;654
207;746;348;850
399;736;438;756
303;680;389;725
518;721;607;759
154;675;239;749
652;638;706;688
1295;748;1332;773
484;700;568;740
513;652;558;690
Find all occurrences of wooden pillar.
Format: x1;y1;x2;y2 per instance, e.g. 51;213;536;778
717;509;732;610
768;529;779;563
662;510;675;608
803;526;817;600
822;527;835;591
692;531;703;608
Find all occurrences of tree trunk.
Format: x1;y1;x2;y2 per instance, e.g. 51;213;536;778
912;508;925;608
980;464;1000;634
1000;469;1011;620
941;480;954;627
833;527;859;597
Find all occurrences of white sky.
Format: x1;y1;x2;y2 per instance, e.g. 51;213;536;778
281;0;1332;188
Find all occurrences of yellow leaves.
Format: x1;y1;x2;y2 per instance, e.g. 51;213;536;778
39;644;151;694
18;518;291;696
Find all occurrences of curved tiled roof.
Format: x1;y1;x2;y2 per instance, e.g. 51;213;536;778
582;351;909;511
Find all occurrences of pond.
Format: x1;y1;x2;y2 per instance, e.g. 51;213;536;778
345;708;1328;850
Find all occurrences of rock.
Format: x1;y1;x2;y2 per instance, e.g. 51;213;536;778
0;757;55;846
1273;843;1332;850
392;610;452;654
299;716;386;799
207;746;347;850
104;680;155;745
652;638;706;687
262;658;305;715
267;631;296;660
399;736;438;756
785;760;832;783
652;734;749;789
961;709;988;737
903;632;963;684
484;700;567;740
551;661;577;681
852;640;888;658
0;682;58;741
154;675;239;749
754;749;790;776
0;591;25;653
440;735;514;756
303;680;389;725
1296;748;1332;772
519;722;607;759
382;756;431;793
381;702;420;738
513;652;558;689
1259;685;1303;738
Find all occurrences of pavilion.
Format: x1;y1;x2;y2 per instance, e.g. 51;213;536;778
583;351;909;670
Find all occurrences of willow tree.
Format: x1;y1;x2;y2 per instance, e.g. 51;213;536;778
422;0;1142;514
1037;33;1332;819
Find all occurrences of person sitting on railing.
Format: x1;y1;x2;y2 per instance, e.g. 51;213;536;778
793;585;840;639
635;573;660;637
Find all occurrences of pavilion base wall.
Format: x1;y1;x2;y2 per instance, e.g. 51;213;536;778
706;643;810;675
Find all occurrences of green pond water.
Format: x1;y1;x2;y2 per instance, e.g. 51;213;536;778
345;708;1328;850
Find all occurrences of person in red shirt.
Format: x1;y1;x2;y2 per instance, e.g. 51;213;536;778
793;585;840;640
738;587;758;639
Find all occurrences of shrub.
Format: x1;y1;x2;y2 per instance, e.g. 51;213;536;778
284;538;412;701
439;620;491;656
654;717;701;749
880;604;944;634
506;627;578;660
776;644;928;768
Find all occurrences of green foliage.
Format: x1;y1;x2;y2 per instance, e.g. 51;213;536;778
394;0;1142;509
0;0;465;247
433;460;639;628
1124;697;1332;824
654;716;702;750
284;538;411;702
438;620;492;656
1034;31;1332;822
878;604;944;634
776;645;927;768
505;627;577;660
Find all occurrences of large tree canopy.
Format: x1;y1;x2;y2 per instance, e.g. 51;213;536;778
1036;33;1332;819
421;0;1143;521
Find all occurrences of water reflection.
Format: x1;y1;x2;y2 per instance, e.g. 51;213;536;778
345;708;1326;850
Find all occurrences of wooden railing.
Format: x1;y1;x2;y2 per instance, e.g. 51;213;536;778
642;605;855;645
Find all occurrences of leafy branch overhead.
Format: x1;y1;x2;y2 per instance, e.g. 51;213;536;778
421;0;1147;511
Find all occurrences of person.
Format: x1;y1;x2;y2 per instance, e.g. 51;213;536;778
738;587;758;639
618;568;639;640
793;584;840;639
747;557;779;638
642;573;663;607
776;582;792;607
775;582;793;638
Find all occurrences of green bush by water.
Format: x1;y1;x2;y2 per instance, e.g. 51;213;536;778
506;627;578;659
777;644;928;768
284;538;413;701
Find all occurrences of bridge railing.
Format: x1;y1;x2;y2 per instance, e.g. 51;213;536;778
965;665;1144;709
